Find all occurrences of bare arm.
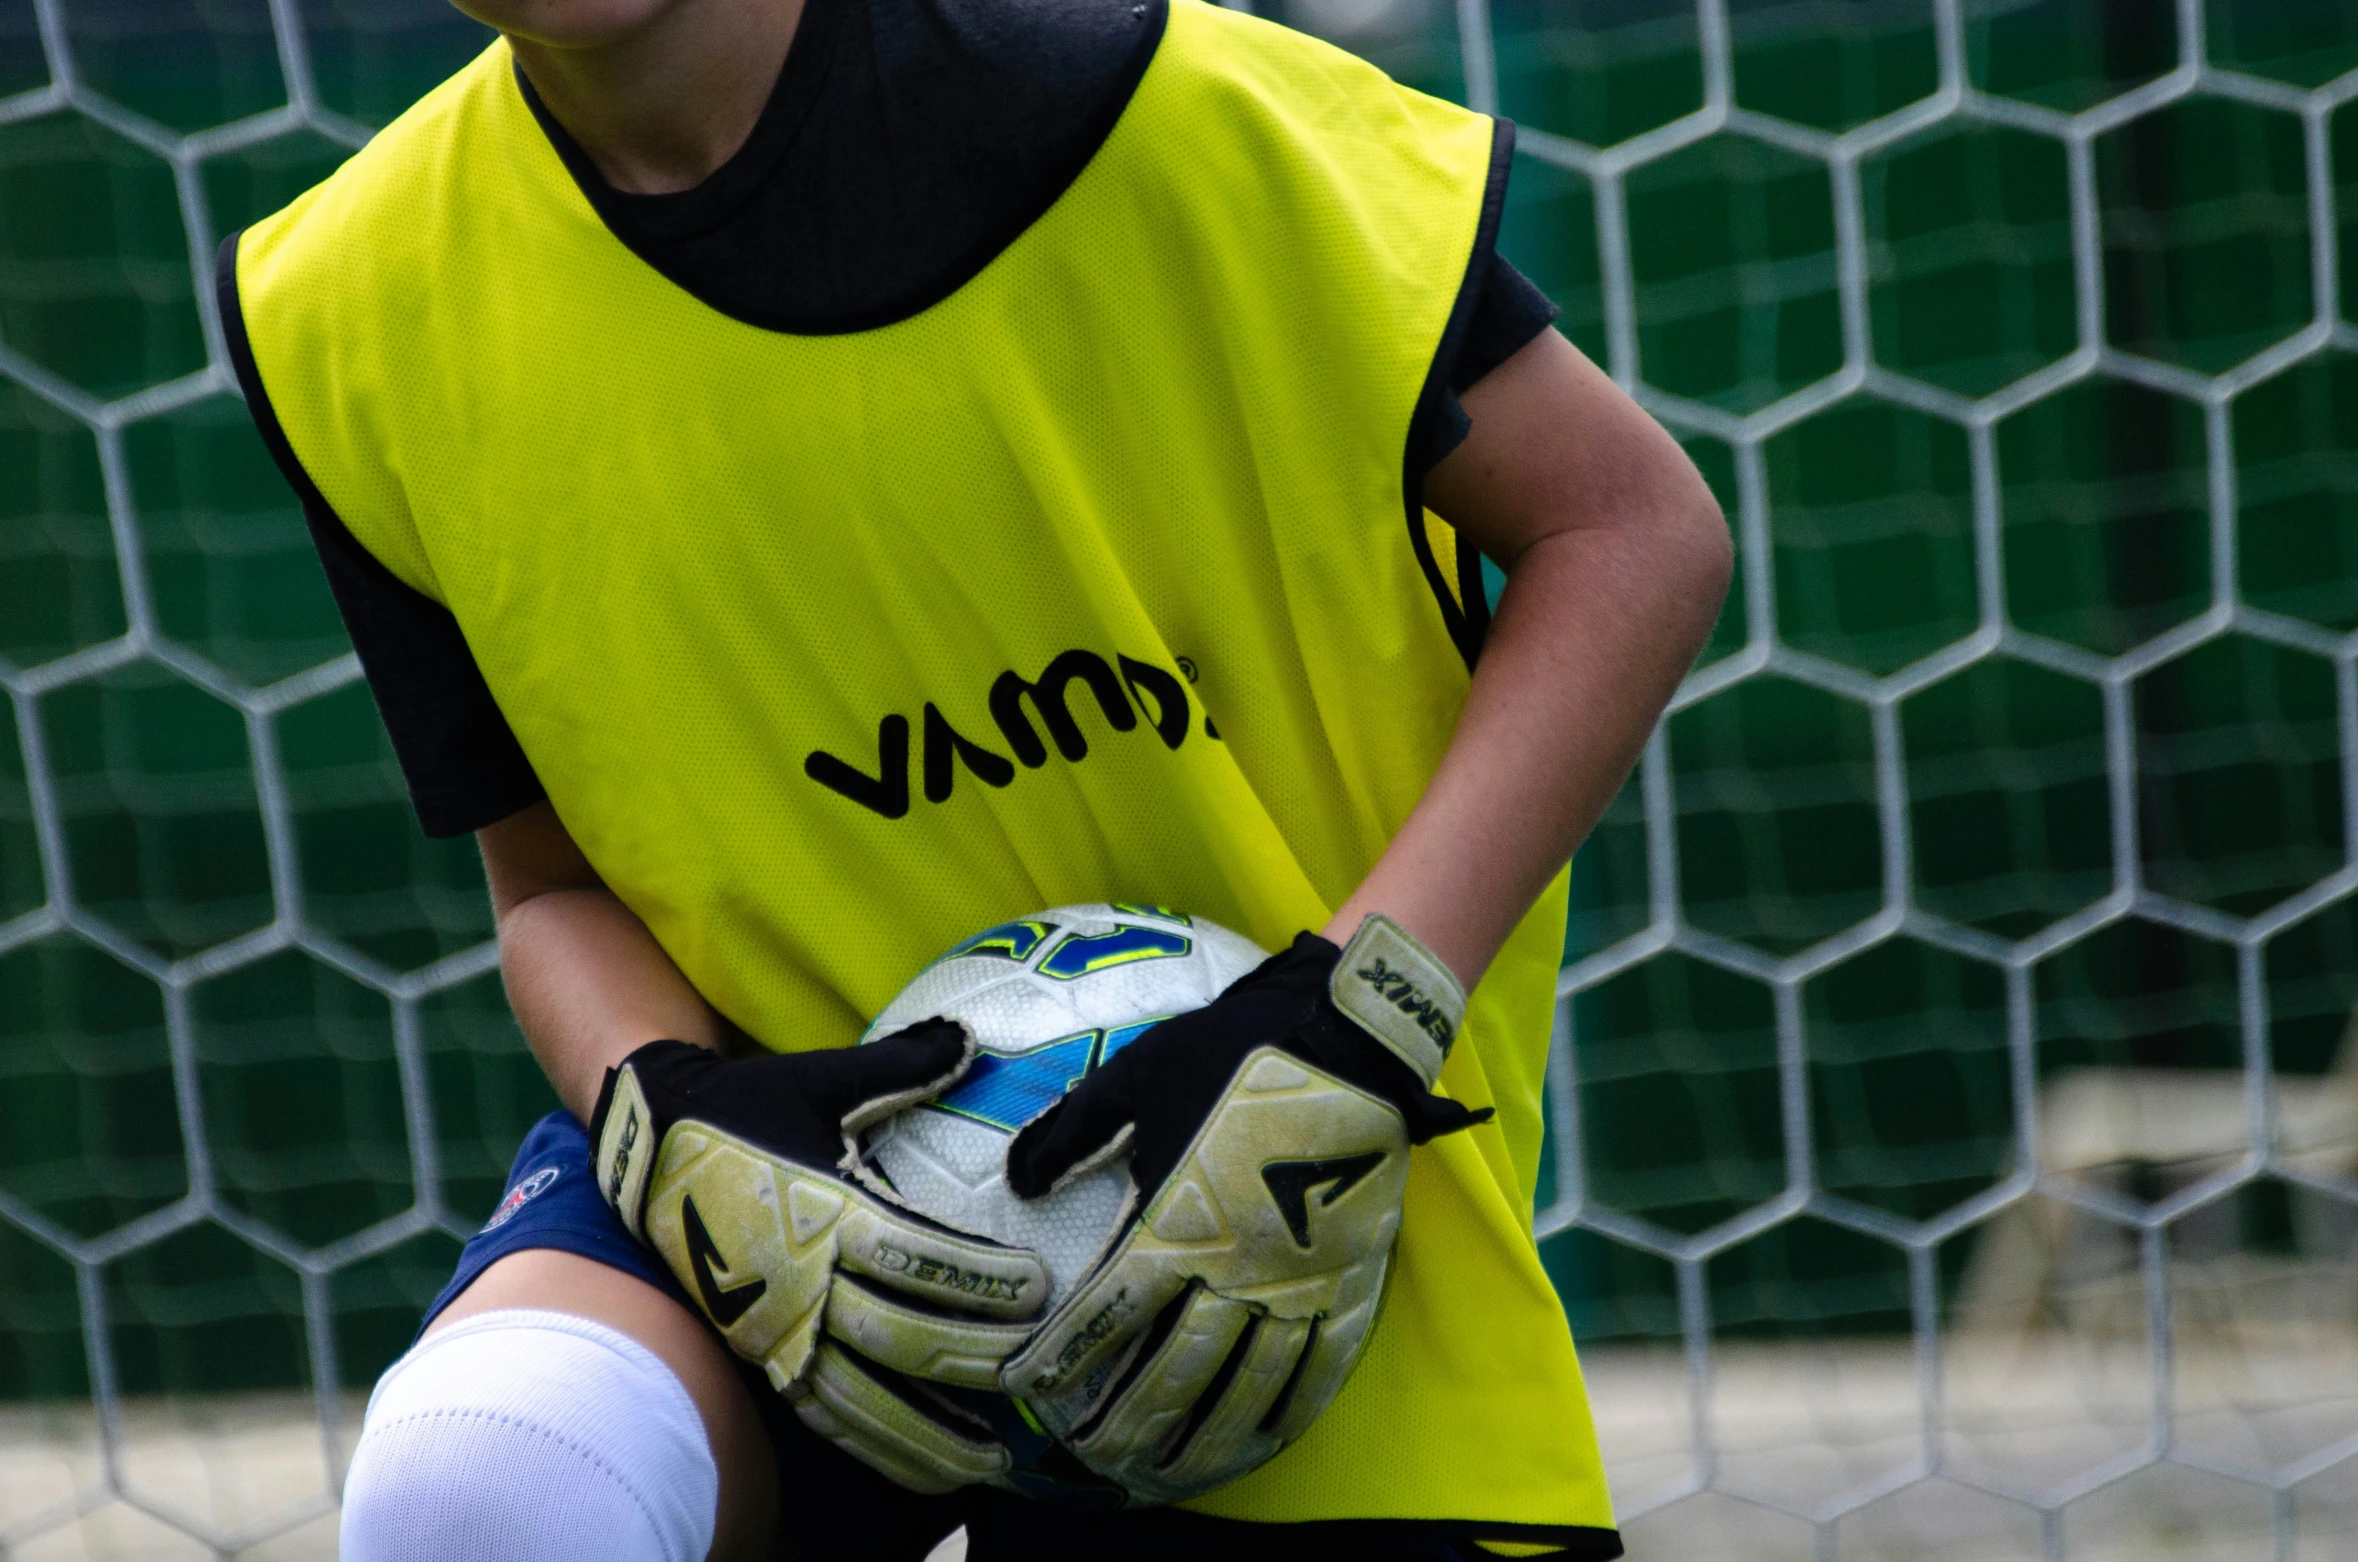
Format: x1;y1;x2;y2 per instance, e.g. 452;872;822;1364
1320;329;1731;985
479;800;727;1121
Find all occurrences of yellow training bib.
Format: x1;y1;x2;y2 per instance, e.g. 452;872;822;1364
230;1;1613;1537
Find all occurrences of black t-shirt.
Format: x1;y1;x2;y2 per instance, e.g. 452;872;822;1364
255;0;1559;838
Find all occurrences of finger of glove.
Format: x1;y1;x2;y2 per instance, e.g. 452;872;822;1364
1142;1310;1309;1501
791;1340;1009;1494
999;1240;1189;1403
824;1274;1035;1391
836;1203;1049;1320
1066;1286;1251;1467
1261;1288;1382;1443
1004;1039;1142;1200
798;1020;973;1134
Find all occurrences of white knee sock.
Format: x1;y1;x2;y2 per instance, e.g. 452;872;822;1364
340;1308;720;1562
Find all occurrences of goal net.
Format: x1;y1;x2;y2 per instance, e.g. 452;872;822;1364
1;0;2354;1556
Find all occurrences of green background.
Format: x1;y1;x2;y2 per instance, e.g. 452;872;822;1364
2;0;2355;1403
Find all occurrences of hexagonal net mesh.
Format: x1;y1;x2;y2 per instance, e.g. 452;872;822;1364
0;0;2354;1556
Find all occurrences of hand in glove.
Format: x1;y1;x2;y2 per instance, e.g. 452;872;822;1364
999;915;1488;1503
590;1026;1048;1493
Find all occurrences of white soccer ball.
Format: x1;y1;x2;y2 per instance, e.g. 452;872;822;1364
858;902;1267;1308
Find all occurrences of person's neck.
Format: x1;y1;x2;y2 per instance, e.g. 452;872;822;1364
507;0;806;195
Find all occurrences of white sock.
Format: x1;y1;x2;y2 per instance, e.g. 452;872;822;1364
340;1308;720;1562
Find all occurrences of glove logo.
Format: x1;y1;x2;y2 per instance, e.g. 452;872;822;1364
1030;1286;1131;1393
870;1243;1031;1305
1353;958;1455;1050
603;1107;640;1209
1260;1153;1385;1248
681;1195;768;1327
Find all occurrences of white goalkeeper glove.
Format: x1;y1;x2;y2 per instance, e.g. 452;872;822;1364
999;915;1484;1503
589;1027;1048;1494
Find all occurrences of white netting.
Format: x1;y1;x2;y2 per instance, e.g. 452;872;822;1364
2;0;2355;1555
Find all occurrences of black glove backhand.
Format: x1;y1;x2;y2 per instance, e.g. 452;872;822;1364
1006;931;1487;1203
998;914;1489;1504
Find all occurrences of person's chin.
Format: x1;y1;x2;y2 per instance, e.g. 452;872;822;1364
449;0;689;51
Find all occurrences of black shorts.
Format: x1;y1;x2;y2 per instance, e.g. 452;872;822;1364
424;1113;1616;1562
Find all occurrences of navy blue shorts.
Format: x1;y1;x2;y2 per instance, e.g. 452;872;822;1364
426;1113;1616;1562
423;1111;691;1330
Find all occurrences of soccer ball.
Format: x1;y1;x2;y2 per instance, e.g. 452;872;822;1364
858;902;1267;1308
856;902;1267;1504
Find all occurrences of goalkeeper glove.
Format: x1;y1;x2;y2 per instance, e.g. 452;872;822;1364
999;915;1487;1503
589;1026;1048;1494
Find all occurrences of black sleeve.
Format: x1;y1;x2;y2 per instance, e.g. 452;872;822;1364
217;236;548;839
1395;122;1561;670
1406;249;1561;478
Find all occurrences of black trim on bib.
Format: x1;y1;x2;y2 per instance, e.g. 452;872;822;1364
953;1503;1625;1559
1445;1520;1625;1557
217;234;548;838
1405;117;1518;672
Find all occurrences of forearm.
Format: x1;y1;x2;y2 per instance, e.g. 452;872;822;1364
481;801;724;1121
500;888;727;1120
1323;519;1723;983
1322;330;1730;987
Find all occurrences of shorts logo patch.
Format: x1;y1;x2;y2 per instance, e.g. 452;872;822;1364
482;1166;561;1232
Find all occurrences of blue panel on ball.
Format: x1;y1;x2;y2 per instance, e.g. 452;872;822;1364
931;1030;1099;1133
926;1016;1175;1133
940;919;1055;963
1037;923;1192;979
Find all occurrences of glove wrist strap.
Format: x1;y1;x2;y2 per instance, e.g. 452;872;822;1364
590;1061;660;1238
1326;914;1465;1087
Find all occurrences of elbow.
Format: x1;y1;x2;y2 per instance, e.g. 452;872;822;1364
491;879;606;932
1667;469;1734;644
478;799;607;920
1692;487;1735;614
